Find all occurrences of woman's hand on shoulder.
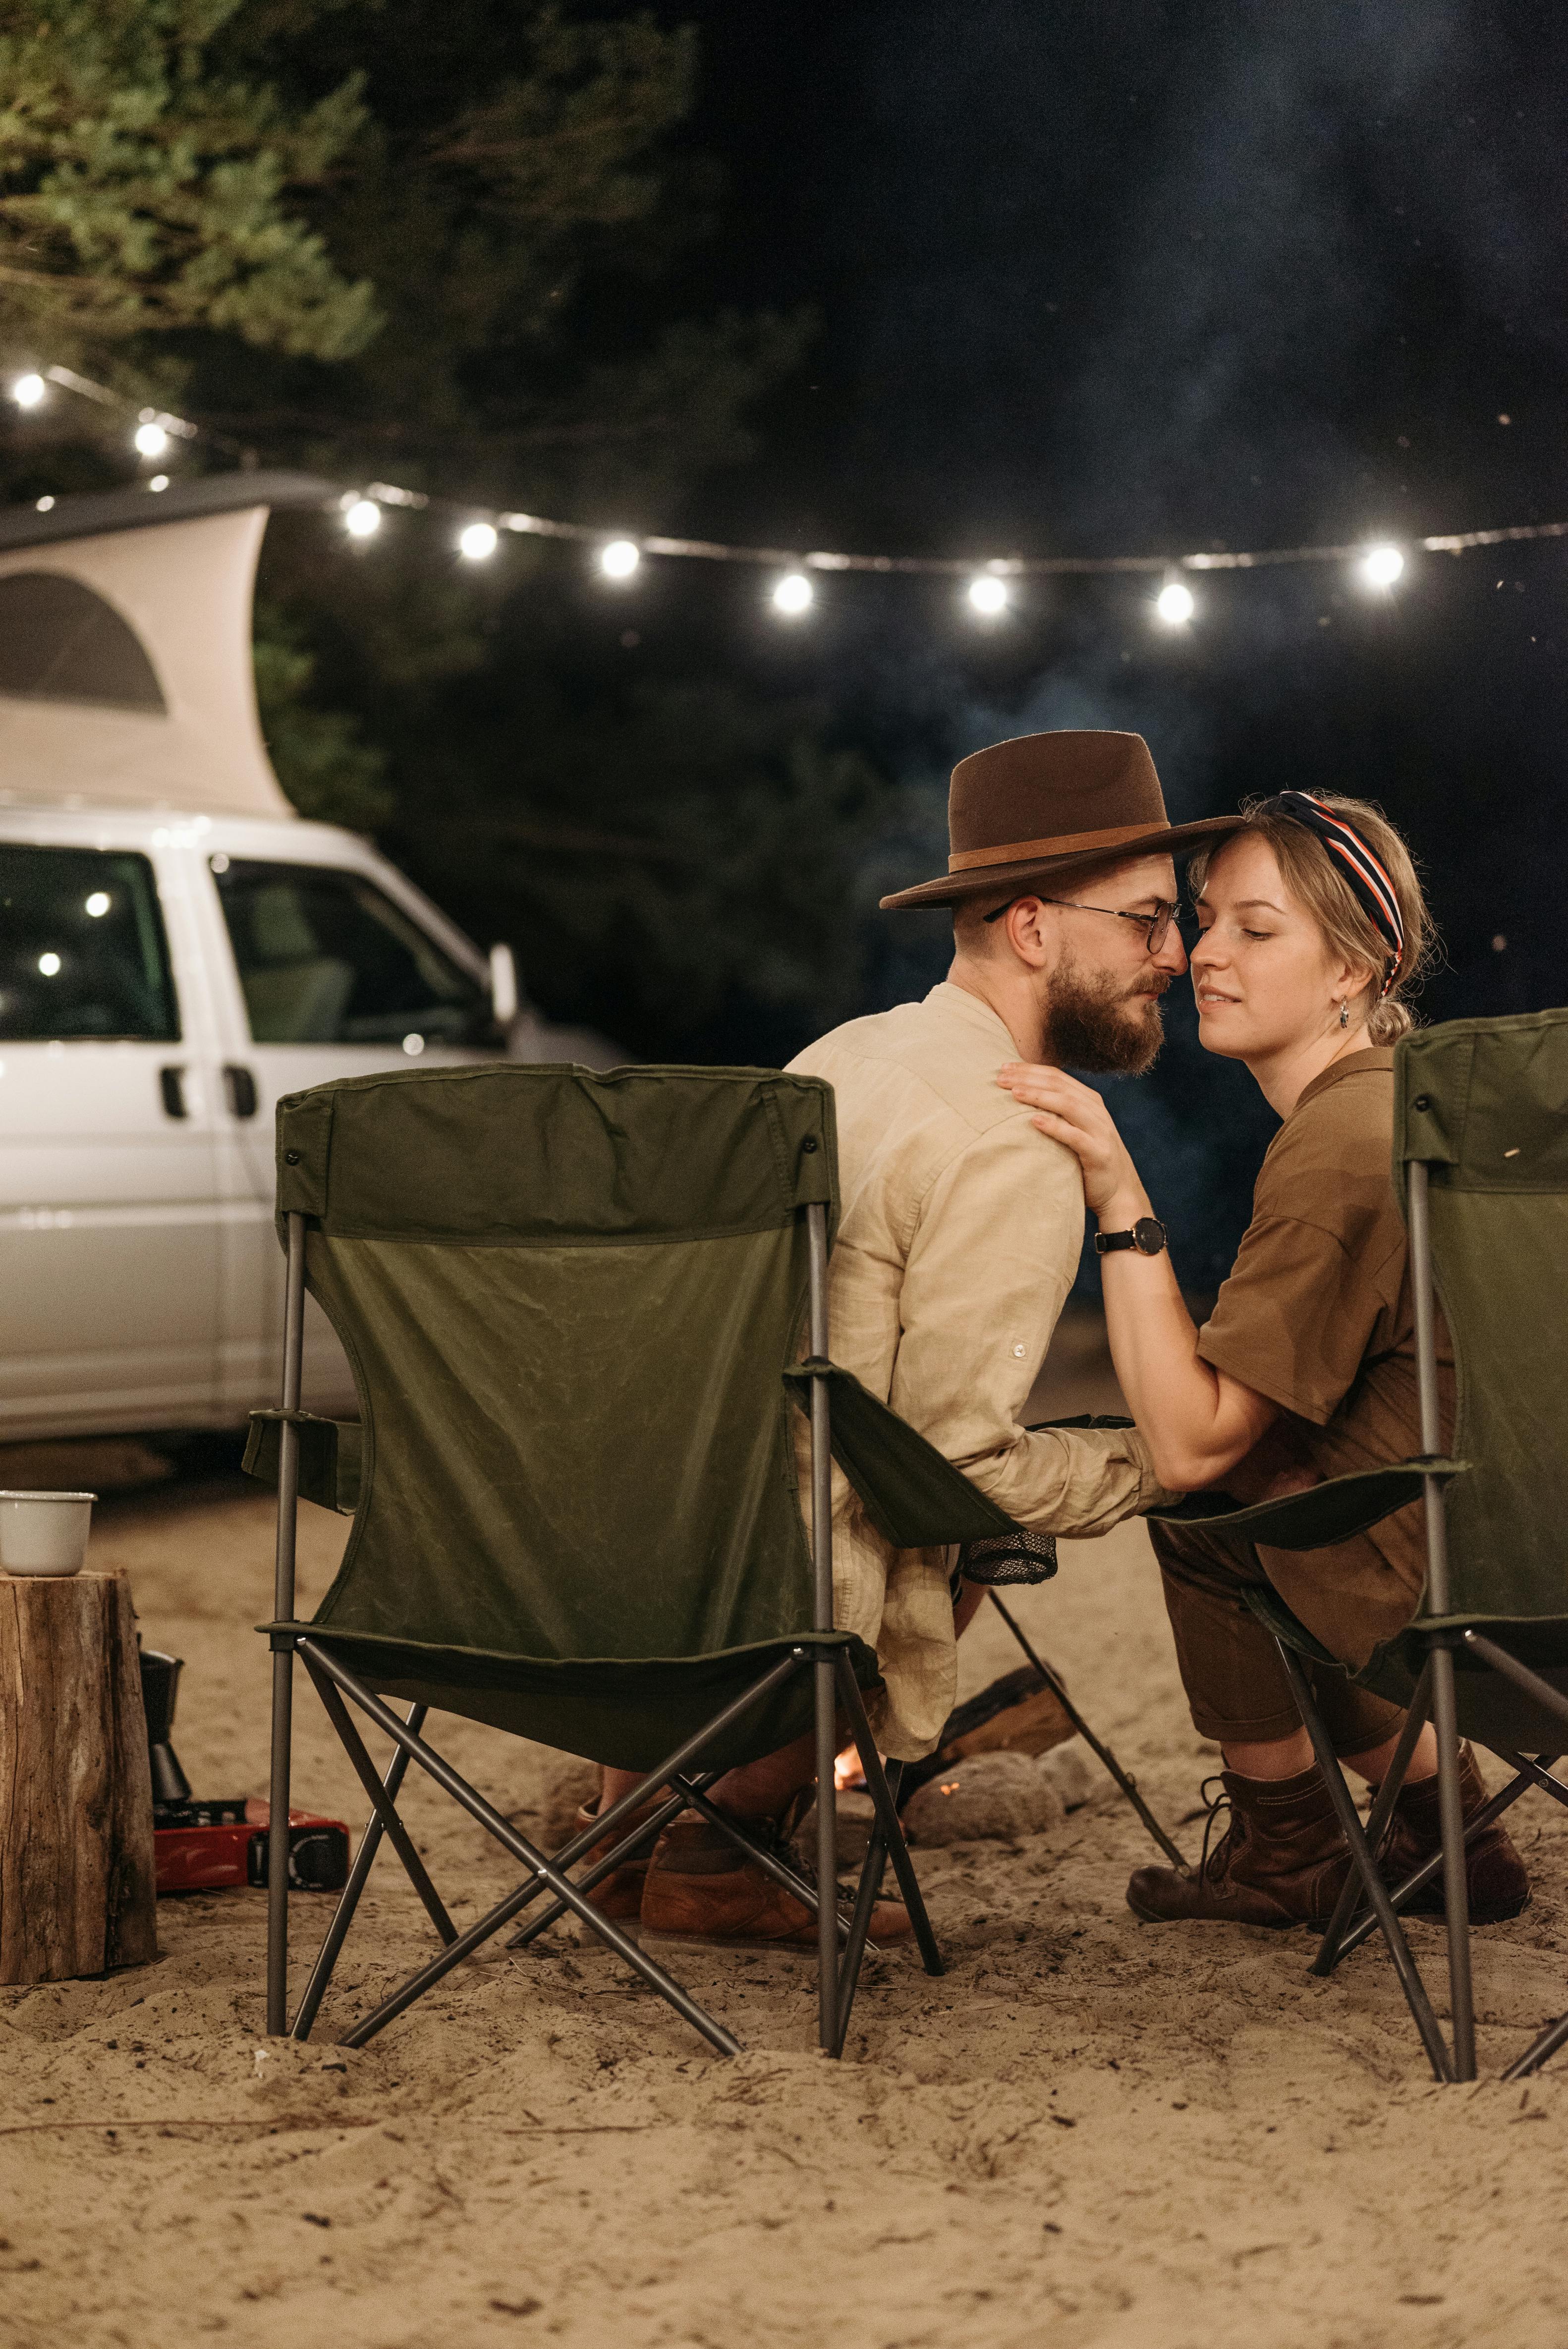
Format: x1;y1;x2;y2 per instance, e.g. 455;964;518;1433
996;1062;1148;1220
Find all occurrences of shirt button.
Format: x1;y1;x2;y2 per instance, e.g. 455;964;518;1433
1011;1343;1026;1358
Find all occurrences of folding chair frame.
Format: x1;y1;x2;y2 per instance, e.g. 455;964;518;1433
1270;1161;1568;2083
264;1201;944;2059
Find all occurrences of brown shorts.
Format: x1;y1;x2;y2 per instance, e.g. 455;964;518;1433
1150;1514;1408;1757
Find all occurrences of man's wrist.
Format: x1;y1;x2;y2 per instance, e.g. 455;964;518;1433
1097;1189;1151;1231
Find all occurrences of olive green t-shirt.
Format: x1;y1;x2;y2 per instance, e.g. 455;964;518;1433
1196;1047;1452;1654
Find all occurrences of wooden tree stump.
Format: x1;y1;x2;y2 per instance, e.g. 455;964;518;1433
0;1569;157;1983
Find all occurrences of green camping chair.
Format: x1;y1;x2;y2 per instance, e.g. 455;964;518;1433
249;1062;1041;2060
1148;1007;1568;2083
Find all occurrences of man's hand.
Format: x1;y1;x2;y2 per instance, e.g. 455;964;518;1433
996;1061;1148;1222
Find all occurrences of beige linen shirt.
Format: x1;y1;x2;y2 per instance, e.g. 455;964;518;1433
787;981;1166;1758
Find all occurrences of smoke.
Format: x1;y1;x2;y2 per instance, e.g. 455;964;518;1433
829;0;1568;551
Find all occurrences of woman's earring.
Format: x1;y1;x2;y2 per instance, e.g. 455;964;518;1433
1339;1000;1349;1030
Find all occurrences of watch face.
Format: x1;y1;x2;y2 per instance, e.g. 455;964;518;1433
1133;1216;1168;1255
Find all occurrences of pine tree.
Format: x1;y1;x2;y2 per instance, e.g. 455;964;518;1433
0;0;377;372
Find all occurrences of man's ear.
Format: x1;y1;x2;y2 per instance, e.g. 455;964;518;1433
1002;895;1052;970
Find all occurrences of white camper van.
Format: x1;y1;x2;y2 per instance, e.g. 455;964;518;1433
0;473;604;1443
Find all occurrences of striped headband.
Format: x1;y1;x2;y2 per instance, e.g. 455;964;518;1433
1262;790;1405;996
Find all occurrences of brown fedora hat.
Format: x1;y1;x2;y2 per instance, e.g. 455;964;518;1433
879;728;1242;911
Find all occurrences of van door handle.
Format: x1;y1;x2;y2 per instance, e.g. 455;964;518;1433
223;1064;259;1119
159;1065;187;1119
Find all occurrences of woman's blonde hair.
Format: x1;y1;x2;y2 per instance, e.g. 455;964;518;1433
1187;792;1437;1045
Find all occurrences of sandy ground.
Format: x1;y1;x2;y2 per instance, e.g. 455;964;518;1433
5;1322;1568;2349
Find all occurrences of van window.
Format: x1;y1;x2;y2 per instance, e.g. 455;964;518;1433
213;859;489;1046
0;844;179;1040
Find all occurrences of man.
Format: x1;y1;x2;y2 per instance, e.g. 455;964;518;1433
606;729;1241;1948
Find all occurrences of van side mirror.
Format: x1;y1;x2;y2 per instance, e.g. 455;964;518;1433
488;941;519;1025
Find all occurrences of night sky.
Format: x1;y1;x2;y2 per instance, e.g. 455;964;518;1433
581;0;1568;1284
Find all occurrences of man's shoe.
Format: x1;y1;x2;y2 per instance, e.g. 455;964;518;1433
1127;1764;1352;1929
570;1795;666;1923
1377;1745;1531;1924
640;1809;914;1952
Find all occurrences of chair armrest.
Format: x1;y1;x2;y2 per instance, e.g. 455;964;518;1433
243;1409;362;1516
783;1360;1017;1548
1146;1457;1467;1553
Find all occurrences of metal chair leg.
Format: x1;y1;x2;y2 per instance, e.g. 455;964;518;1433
834;1762;901;2057
292;1704;429;2042
816;1653;841;2055
986;1588;1187;1870
305;1641;811;2057
265;1212;307;2038
1430;1643;1476;2080
1331;1761;1538;1966
1312;1662;1432;1977
835;1653;944;1978
302;1658;456;1946
1274;1639;1452;2083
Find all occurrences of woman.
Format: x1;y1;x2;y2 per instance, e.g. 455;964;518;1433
997;791;1527;1929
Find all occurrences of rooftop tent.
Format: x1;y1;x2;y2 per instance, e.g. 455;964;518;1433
0;473;339;819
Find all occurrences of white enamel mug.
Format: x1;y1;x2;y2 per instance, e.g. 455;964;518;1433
0;1490;97;1576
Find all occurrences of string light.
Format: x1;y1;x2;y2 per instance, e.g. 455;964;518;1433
10;358;1568;627
772;571;813;615
1360;543;1405;589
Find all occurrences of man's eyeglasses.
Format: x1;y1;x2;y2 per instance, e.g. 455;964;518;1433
981;894;1190;955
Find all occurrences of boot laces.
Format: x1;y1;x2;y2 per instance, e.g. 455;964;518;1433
1196;1776;1242;1882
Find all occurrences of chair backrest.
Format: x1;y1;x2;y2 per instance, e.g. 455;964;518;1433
276;1063;837;1665
1396;1008;1568;1624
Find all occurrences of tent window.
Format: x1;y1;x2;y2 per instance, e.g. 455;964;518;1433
0;572;166;712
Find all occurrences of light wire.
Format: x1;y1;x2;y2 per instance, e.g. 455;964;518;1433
10;359;1568;578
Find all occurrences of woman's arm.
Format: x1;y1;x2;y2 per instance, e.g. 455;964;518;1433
997;1062;1280;1491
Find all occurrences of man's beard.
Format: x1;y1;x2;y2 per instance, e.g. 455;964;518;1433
1044;956;1168;1075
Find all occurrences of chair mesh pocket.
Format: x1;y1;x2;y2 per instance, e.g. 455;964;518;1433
957;1529;1059;1586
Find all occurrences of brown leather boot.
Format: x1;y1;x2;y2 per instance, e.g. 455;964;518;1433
640;1806;914;1952
1127;1765;1352;1928
1377;1745;1531;1924
570;1795;666;1923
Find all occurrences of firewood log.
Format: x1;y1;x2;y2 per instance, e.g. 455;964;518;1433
0;1570;157;1983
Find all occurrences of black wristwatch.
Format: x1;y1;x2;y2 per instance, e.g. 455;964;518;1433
1095;1216;1168;1257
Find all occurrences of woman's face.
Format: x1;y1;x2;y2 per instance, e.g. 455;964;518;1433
1189;832;1370;1063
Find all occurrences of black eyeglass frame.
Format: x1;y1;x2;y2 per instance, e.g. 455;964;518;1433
981;894;1183;955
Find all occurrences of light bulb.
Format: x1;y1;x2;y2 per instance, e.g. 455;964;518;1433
599;538;640;579
344;498;382;538
37;952;60;976
772;571;813;615
967;575;1009;615
134;420;168;458
11;373;46;410
1156;580;1195;626
1360;543;1404;588
84;893;110;918
148;475;169;492
458;521;498;561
